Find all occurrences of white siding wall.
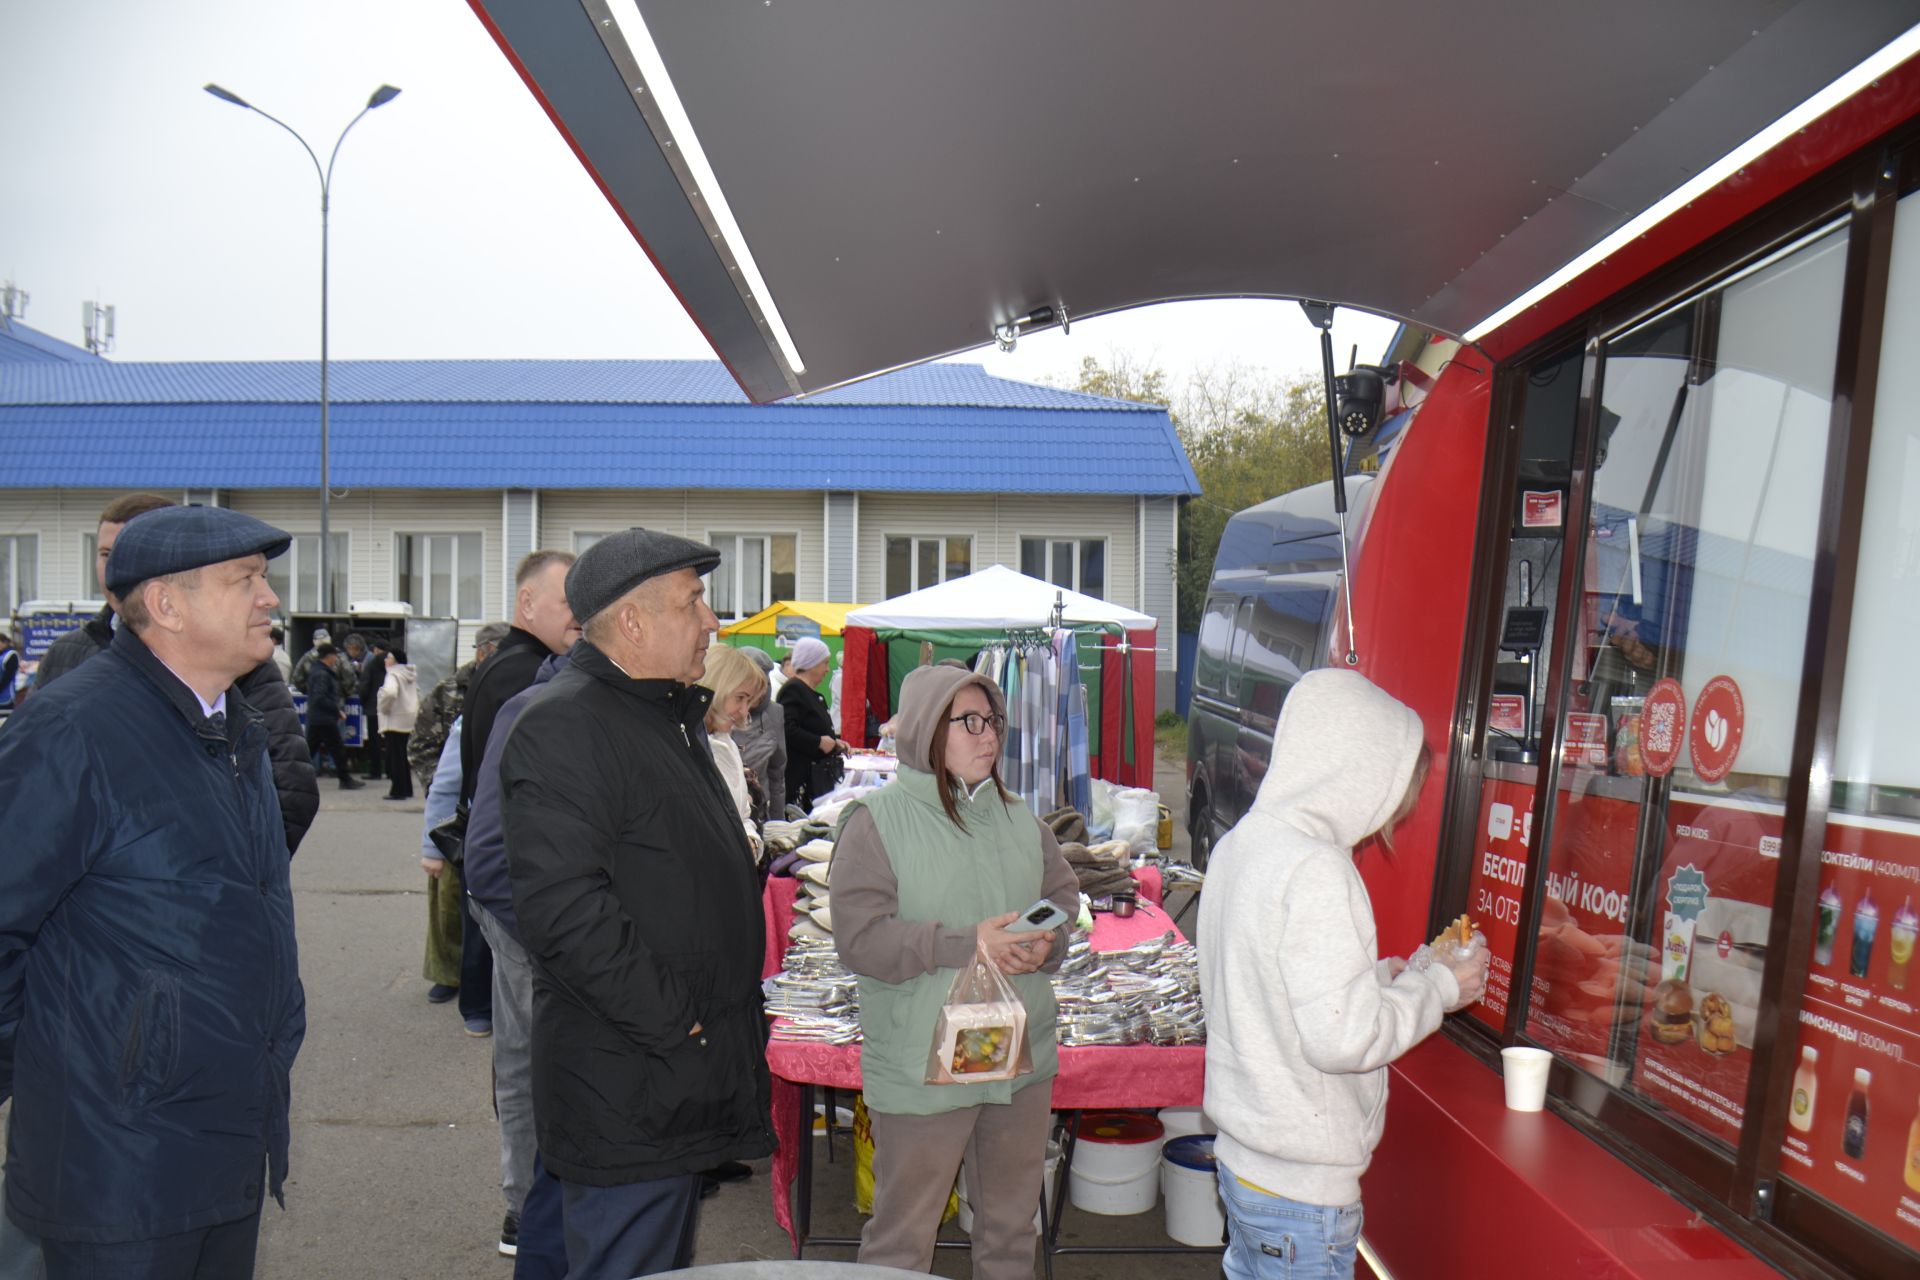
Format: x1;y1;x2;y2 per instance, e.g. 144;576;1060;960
539;490;828;601
0;488;130;602
857;493;1141;610
227;489;504;657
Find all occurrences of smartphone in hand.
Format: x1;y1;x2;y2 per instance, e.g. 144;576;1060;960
1005;897;1069;934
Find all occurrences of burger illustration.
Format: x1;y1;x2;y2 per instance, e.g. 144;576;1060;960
1648;979;1694;1045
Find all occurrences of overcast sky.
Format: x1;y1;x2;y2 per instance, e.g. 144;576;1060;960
1;1;1396;392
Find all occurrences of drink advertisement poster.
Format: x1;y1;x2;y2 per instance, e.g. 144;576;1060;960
1628;795;1782;1148
1466;779;1534;1030
1780;816;1920;1250
1524;788;1643;1067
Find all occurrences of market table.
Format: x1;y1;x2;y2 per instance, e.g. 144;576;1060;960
761;868;1216;1276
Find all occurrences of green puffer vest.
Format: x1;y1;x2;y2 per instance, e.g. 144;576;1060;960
841;768;1059;1115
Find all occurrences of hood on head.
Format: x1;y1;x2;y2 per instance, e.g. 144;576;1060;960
893;663;1005;774
1251;668;1425;849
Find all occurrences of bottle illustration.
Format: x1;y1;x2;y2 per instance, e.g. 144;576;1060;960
1814;884;1841;966
1906;1097;1920;1194
1842;1068;1870;1160
1850;890;1879;979
1788;1045;1818;1134
1890;897;1917;991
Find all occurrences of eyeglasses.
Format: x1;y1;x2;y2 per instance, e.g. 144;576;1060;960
948;711;1007;736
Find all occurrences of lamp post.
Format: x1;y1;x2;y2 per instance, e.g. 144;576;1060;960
203;82;401;615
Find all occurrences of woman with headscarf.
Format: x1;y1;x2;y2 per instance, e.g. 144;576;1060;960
777;635;845;812
697;643;767;861
831;664;1079;1279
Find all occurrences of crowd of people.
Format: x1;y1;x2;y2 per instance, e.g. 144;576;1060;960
0;495;1488;1280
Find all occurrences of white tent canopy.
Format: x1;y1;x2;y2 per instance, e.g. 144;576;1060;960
847;564;1155;632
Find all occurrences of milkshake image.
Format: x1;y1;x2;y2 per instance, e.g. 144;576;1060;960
1814;884;1842;966
1850;890;1879;980
1890;897;1917;991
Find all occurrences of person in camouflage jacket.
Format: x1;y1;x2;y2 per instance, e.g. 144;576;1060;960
409;624;509;790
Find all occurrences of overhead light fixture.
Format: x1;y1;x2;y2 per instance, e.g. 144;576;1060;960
601;0;807;375
1465;22;1920;342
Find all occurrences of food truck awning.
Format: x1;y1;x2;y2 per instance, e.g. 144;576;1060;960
468;0;1920;400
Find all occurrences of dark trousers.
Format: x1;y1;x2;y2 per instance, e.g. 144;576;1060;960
361;708;382;777
383;732;413;798
306;722;350;780
40;1205;261;1280
512;1156;567;1280
459;897;494;1023
560;1175;701;1280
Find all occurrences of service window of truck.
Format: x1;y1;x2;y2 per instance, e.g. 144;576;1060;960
1444;140;1920;1274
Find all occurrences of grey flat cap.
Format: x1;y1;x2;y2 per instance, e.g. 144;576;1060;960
105;504;291;595
566;527;721;623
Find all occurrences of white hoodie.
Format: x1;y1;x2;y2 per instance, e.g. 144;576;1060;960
1197;668;1459;1207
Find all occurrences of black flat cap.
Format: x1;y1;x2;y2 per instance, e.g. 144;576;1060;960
105;505;292;595
566;527;721;623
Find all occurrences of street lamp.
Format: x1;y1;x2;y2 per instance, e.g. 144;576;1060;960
203;82;402;614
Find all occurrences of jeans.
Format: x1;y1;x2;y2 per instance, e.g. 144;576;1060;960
37;1205;261;1280
1216;1162;1362;1280
559;1175;701;1279
471;906;536;1215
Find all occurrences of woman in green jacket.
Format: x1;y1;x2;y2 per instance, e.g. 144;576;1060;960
832;664;1079;1279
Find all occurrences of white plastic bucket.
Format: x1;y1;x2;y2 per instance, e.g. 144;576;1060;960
1068;1112;1164;1216
956;1140;1061;1234
1155;1106;1215;1147
1161;1135;1226;1246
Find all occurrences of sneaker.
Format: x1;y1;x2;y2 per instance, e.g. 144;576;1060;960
499;1211;519;1258
426;984;458;1005
338;775;364;791
464;1017;493;1037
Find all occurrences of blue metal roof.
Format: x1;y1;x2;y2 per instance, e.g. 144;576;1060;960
0;360;1197;496
0;358;1157;410
0;318;104;365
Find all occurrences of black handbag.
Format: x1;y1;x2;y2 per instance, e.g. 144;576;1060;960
428;800;470;865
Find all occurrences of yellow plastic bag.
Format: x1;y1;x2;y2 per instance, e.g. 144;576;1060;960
851;1094;959;1221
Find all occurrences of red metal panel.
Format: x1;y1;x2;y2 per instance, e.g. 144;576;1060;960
1127;628;1157;787
841;625;871;748
1345;360;1496;959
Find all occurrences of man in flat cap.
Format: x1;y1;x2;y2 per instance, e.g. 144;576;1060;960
501;528;773;1279
0;505;307;1278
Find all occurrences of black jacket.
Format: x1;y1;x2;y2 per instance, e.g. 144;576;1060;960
0;627;304;1243
461;626;551;807
778;679;839;808
304;662;345;725
500;642;774;1184
35;607;319;855
357;655;385;734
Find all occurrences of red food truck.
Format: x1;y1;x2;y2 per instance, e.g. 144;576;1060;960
469;4;1920;1274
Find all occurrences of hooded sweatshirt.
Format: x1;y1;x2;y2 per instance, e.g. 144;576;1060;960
831;664;1078;1115
1197;668;1459;1208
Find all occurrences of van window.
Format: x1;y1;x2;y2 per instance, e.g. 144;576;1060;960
1237;584;1332;727
1194;596;1237;697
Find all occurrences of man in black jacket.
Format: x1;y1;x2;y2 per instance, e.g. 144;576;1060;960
501;529;773;1279
33;492;320;854
304;646;362;790
454;549;577;1037
355;637;387;780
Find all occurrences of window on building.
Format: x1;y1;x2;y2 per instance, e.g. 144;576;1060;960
884;535;971;600
264;534;350;616
81;532;102;599
395;532;482;620
708;533;797;621
573;531;609;554
0;534;37;611
1019;536;1106;599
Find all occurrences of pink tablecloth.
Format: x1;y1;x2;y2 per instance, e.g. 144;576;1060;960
761;872;1199;1244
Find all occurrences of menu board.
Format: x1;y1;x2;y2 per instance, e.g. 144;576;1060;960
1628;795;1782;1147
1780;815;1920;1252
1465;778;1534;1030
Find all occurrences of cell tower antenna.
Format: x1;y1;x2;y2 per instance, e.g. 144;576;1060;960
83;298;116;355
1;279;27;321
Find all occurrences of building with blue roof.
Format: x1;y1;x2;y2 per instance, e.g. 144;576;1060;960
0;319;1196;703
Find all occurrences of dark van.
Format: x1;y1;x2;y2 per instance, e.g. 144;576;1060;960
1185;476;1374;867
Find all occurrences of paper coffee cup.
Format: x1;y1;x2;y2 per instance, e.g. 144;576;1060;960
1501;1047;1553;1112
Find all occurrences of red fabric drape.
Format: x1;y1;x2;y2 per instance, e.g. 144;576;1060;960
1127;628;1156;786
841;627;871;748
